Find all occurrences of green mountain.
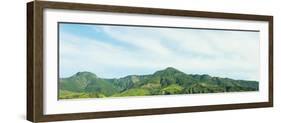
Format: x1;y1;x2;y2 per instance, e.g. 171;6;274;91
59;67;258;99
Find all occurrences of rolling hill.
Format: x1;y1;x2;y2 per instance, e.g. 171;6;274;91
59;67;258;99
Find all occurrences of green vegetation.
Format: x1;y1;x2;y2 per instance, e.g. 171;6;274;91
161;84;183;95
59;67;259;99
113;88;150;97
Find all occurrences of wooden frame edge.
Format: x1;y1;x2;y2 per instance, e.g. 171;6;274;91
38;1;273;20
268;16;274;107
27;1;274;122
27;1;45;122
27;1;34;122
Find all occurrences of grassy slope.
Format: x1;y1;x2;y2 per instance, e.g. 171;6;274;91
59;67;259;99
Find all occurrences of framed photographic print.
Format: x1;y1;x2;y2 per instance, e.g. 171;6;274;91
27;0;273;122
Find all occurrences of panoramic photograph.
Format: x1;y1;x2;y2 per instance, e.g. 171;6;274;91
58;23;260;99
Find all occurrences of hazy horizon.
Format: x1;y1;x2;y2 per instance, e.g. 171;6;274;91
60;67;259;82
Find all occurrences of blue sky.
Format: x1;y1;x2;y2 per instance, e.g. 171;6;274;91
59;23;260;81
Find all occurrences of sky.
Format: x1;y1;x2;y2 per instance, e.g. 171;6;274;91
59;23;260;81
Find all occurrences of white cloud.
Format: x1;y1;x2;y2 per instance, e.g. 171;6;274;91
60;25;259;81
101;26;173;56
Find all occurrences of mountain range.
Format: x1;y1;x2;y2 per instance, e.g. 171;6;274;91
59;67;258;99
